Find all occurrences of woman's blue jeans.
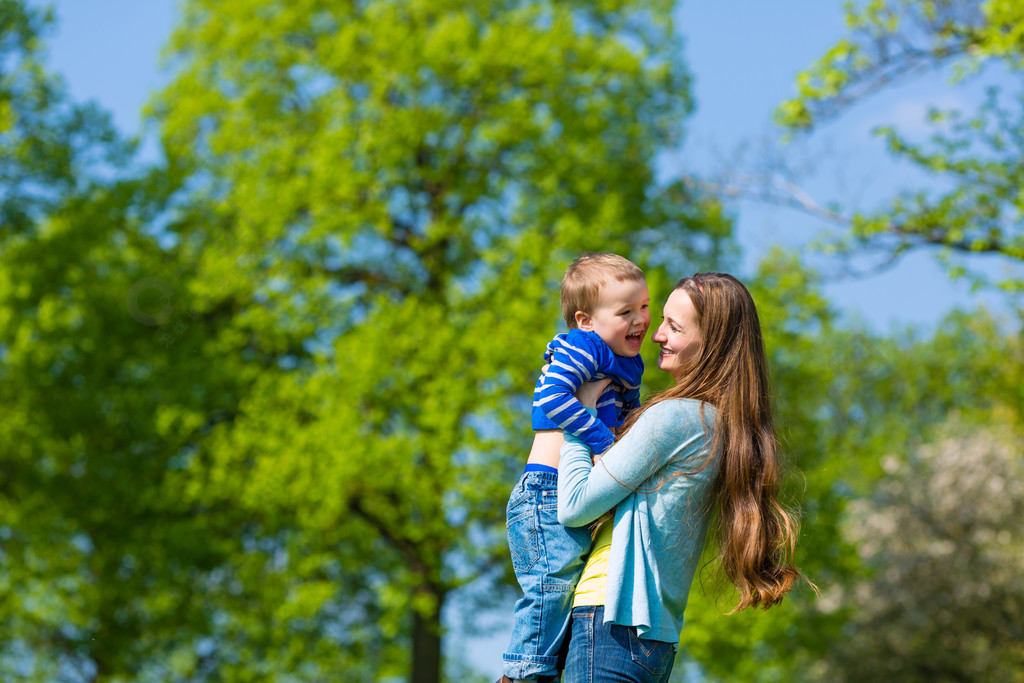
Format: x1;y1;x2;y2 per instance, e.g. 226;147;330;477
563;606;676;683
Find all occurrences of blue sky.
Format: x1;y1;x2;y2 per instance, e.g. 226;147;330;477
38;0;1017;333
674;2;1019;330
34;0;1018;675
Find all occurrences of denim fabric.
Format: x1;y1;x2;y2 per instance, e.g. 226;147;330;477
564;606;676;683
504;470;592;680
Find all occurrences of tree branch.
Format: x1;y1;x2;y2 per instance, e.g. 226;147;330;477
349;495;448;597
684;176;849;226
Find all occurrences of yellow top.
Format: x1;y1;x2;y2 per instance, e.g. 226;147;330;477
572;520;613;608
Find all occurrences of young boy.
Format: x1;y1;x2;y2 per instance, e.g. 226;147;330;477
501;253;650;683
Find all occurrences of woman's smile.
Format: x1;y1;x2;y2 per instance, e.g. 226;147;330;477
651;289;701;377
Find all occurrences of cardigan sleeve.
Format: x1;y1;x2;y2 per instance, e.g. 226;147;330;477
557;400;710;526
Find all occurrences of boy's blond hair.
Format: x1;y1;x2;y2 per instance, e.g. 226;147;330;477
561;252;645;329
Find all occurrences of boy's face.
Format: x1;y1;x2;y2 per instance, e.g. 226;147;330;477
576;279;651;357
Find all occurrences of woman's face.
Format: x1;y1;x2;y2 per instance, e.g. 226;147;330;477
651;288;702;378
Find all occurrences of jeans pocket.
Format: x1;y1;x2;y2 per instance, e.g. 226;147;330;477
626;627;674;676
507;494;540;575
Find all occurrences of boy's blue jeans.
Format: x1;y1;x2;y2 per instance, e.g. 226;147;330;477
503;467;592;680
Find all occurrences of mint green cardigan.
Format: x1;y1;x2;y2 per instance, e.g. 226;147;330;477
558;399;719;643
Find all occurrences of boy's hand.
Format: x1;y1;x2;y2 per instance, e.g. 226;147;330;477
574;378;612;409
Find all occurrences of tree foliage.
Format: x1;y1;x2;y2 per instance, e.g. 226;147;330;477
0;0;130;231
148;0;730;680
812;414;1024;682
774;0;1024;288
0;2;264;679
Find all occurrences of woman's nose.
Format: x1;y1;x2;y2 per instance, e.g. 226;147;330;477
651;324;665;343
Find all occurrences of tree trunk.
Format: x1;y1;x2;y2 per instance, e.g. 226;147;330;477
410;593;444;683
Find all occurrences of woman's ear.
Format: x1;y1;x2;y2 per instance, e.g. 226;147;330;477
575;310;593;331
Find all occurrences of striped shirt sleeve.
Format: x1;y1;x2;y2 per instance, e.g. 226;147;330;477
538;335;615;454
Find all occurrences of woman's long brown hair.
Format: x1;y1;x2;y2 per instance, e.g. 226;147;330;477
617;272;805;612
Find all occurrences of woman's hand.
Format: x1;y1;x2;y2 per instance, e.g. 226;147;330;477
574;377;613;409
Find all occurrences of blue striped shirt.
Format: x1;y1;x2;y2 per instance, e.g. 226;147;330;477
531;329;644;454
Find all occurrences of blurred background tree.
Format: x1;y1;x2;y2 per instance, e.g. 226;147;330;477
151;0;733;679
811;413;1024;682
773;0;1024;288
0;1;263;679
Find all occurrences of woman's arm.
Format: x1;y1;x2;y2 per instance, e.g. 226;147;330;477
558;400;704;526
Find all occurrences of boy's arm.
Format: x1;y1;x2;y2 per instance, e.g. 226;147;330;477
538;335;615;454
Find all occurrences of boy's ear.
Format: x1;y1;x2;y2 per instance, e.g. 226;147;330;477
575;310;593;331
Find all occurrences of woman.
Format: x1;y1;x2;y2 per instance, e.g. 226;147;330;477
557;272;805;682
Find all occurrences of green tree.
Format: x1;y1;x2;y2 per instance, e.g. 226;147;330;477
151;0;731;680
774;0;1024;289
0;0;130;230
0;2;279;679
